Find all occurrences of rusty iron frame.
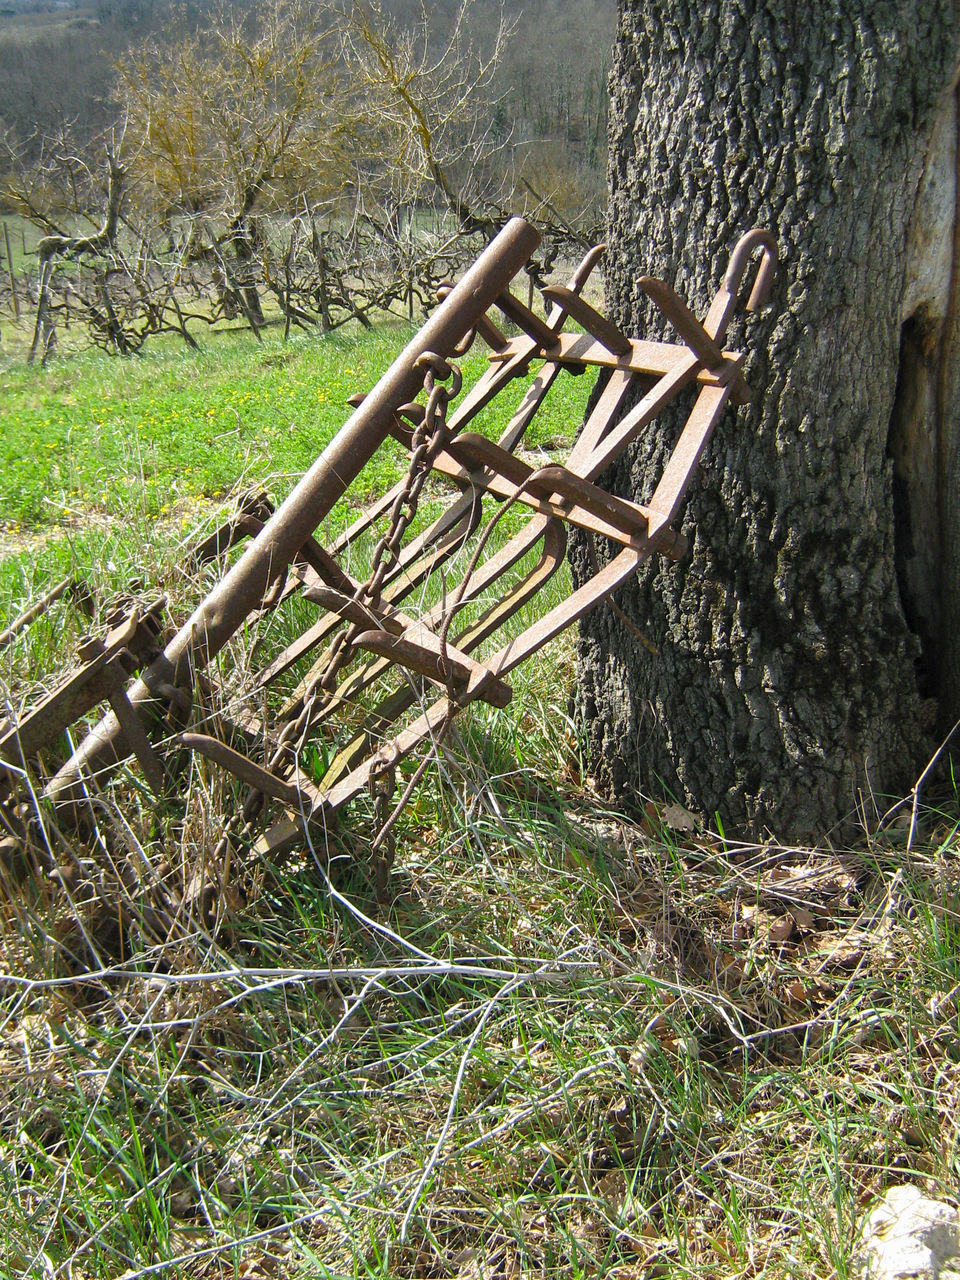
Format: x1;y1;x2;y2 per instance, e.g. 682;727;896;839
1;217;777;865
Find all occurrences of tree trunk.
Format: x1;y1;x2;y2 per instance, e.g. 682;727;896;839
574;0;960;839
233;229;265;329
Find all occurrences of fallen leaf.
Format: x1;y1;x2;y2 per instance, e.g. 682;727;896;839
768;915;796;943
661;803;697;832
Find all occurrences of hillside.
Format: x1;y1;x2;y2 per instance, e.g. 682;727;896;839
0;0;615;210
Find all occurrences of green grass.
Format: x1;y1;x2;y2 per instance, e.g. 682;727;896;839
0;325;412;531
0;314;594;696
1;317;959;1279
0;318;588;534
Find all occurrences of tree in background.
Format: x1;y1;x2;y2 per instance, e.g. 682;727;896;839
116;0;370;328
345;0;512;233
0;0;615;227
5;0;605;351
576;0;960;839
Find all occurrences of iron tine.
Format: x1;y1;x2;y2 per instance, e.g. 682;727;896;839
639;275;727;371
398;402;426;424
541;286;632;356
181;732;318;809
106;679;167;795
639;275;752;405
474;314;511;353
566;243;606;295
0;576;94;652
492;290;558;350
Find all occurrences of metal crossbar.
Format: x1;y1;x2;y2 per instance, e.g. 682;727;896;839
1;217;777;874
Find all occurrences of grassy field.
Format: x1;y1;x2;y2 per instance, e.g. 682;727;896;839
1;318;959;1279
0;318;579;635
0;325;576;512
1;325;419;531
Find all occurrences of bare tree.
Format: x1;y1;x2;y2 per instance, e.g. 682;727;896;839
3;0;610;357
116;0;371;328
345;0;515;232
3;128;219;356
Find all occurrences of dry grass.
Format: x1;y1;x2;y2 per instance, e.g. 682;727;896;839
1;326;958;1279
1;607;958;1279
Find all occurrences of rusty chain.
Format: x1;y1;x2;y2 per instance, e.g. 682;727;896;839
273;351;461;763
212;352;463;868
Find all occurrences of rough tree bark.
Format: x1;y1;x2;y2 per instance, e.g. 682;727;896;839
574;1;960;838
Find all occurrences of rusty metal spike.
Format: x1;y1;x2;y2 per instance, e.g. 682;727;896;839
492;289;558;349
541;285;632;356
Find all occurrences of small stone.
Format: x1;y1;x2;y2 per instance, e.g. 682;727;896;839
854;1185;960;1279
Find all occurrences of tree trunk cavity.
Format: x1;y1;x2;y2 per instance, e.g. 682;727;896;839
574;0;960;840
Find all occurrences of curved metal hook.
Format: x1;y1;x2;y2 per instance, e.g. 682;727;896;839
568;242;606;295
707;227;778;344
723;228;778;314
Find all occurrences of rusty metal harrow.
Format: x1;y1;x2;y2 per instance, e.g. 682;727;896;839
0;217;776;882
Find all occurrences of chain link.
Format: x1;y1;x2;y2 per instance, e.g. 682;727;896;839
274;352;460;762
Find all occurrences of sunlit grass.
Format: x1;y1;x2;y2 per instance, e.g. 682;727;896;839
0;325;414;530
0;318;593;536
